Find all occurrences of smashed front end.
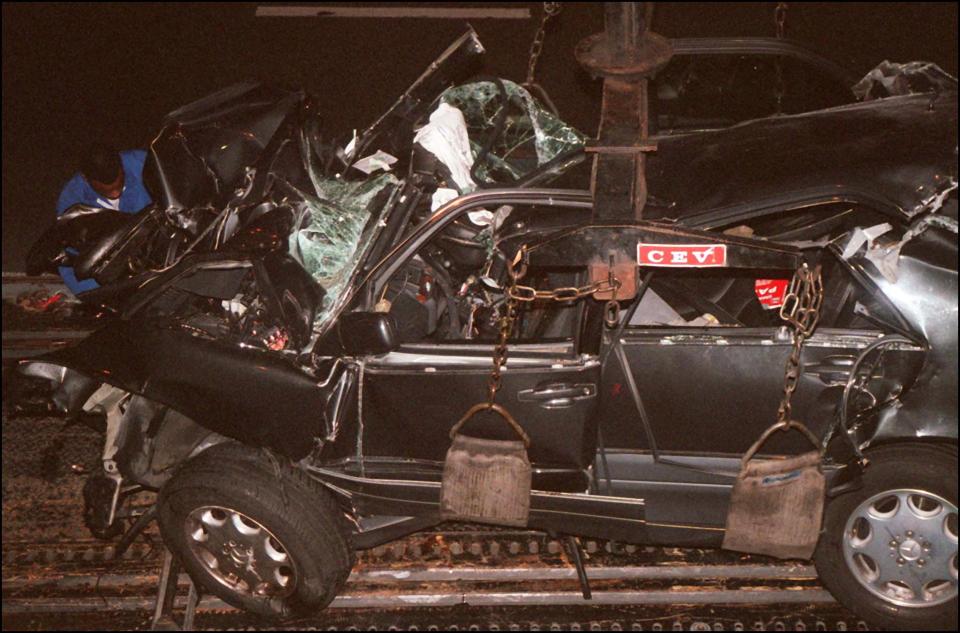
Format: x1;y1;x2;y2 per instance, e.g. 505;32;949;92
15;29;592;540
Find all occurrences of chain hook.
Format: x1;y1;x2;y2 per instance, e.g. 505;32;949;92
509;245;528;282
603;256;621;328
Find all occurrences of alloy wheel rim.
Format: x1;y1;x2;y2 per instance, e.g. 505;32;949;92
184;505;298;599
842;488;958;607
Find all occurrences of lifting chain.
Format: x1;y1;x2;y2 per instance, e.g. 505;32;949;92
508;277;621;304
486;252;523;404
523;2;562;115
487;247;623;403
773;2;788;113
775;263;823;426
508;248;622;328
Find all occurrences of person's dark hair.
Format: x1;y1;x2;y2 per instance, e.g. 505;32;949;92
80;143;122;183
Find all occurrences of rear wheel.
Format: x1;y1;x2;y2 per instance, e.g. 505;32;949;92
157;443;353;618
815;443;958;630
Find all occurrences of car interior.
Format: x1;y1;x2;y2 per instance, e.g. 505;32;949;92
383;200;902;344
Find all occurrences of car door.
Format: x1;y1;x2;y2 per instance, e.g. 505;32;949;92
516;221;812;453
603;253;922;455
360;340;600;492
541;222;924;534
356;195;601;492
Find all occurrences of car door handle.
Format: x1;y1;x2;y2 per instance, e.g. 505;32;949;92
805;355;855;385
517;383;597;409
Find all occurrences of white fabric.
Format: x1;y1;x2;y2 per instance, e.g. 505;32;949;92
352;149;398;174
430;187;460;213
416;103;511;226
414;103;476;192
96;195;122;210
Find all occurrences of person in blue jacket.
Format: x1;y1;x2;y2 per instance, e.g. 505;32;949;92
55;144;153;297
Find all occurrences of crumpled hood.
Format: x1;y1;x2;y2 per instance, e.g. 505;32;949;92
144;81;309;213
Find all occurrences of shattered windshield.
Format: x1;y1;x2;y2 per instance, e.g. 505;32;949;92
146;81;401;331
289;171;398;325
139;38;584;338
439;79;586;184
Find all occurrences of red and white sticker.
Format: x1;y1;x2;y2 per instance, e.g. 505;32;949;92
754;279;790;309
637;243;727;267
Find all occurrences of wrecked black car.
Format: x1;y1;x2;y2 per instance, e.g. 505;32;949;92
20;29;958;630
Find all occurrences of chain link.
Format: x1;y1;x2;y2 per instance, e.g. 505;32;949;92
524;2;561;87
508;277;621;303
604;269;621;329
776;263;823;425
486;288;518;404
486;251;527;403
779;262;823;337
487;246;623;402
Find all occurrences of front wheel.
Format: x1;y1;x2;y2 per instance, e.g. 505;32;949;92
157;443;353;618
814;443;957;631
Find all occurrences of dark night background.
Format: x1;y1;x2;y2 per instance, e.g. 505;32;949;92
2;2;957;271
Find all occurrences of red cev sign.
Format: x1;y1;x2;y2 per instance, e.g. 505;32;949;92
754;278;790;309
637;243;727;267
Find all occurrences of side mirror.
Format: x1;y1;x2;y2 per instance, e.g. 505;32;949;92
337;312;398;357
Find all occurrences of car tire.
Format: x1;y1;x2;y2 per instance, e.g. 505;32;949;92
814;443;958;631
157;442;354;618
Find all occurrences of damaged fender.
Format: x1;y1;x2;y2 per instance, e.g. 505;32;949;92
855;217;959;446
23;319;338;460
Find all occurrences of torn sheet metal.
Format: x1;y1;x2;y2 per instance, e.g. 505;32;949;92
440;79;586;183
864;225;958;447
926;213;959;234
29;31;492;341
82;384;129;469
840;223;893;259
144;78;385;333
862;242;904;284
147;82;308;213
911;178;959;218
32;319;330;460
153;78;404;329
852;60;958;101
